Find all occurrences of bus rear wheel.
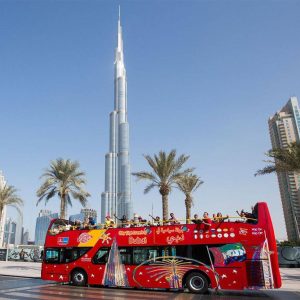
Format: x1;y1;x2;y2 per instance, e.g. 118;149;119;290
71;269;87;286
186;272;208;294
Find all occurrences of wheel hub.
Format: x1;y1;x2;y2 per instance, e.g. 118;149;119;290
190;276;204;290
75;273;84;282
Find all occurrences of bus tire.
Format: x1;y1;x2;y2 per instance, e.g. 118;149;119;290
186;272;208;294
71;269;87;286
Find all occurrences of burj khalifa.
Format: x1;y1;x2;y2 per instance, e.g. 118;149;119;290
101;11;132;223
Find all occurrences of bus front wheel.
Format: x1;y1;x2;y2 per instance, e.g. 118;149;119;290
186;272;208;294
71;269;87;286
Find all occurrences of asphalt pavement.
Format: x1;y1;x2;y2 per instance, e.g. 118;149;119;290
0;262;299;299
0;277;299;300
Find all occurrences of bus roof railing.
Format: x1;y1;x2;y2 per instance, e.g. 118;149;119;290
48;216;258;234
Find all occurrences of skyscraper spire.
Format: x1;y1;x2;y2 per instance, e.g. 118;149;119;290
116;6;123;64
101;10;132;223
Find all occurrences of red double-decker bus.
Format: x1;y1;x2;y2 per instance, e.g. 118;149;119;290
41;202;281;294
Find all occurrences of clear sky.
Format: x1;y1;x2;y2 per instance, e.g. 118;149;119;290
1;0;300;240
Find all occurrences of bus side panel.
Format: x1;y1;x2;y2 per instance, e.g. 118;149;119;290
215;266;246;290
41;264;69;283
258;202;282;288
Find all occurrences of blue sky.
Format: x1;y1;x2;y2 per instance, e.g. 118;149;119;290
1;0;300;240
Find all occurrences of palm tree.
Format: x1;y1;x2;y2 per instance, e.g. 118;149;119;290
0;184;23;225
255;142;300;176
132;150;193;223
176;174;203;224
37;158;90;219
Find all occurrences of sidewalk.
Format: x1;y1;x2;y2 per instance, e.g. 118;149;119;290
280;268;300;291
0;261;41;278
0;261;299;291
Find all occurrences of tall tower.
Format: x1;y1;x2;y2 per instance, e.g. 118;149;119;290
269;96;300;241
101;10;132;222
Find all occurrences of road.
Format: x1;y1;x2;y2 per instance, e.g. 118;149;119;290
0;276;299;300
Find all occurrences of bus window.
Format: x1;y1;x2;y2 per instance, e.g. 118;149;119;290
175;246;188;257
45;247;91;264
191;245;212;265
45;249;59;263
70;248;91;262
133;247;159;265
161;246;176;258
119;248;132;264
148;249;158;261
92;248;110;264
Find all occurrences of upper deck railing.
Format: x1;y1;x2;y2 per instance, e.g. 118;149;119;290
48;215;258;235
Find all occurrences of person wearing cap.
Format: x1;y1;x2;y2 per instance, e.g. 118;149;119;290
104;215;115;229
131;213;139;227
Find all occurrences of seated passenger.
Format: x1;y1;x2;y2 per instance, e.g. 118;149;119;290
213;212;229;223
202;212;212;229
104;215;115;229
88;217;96;228
248;206;258;224
236;210;247;222
244;208;257;224
153;216;161;226
64;223;72;231
58;225;65;232
168;213;180;225
138;216;147;226
192;214;201;224
50;227;60;235
74;220;81;230
149;214;161;226
131;213;139;227
114;214;130;228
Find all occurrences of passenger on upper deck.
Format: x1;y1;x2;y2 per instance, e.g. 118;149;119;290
149;215;161;226
202;212;212;229
131;213;139;227
64;223;72;231
192;214;201;224
104;215;115;229
138;216;148;226
149;215;160;226
88;217;96;228
74;220;81;230
168;213;180;225
114;214;130;228
236;208;257;224
213;212;229;223
154;216;161;226
82;218;90;229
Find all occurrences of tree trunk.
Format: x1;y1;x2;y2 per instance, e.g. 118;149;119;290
162;193;169;224
0;206;3;247
159;185;170;224
185;195;192;224
60;195;66;219
0;206;3;228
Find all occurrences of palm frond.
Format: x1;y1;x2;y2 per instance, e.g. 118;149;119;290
36;158;90;214
0;184;23;217
256;142;300;176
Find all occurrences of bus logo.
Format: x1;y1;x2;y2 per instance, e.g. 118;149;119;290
57;237;69;245
77;233;92;243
